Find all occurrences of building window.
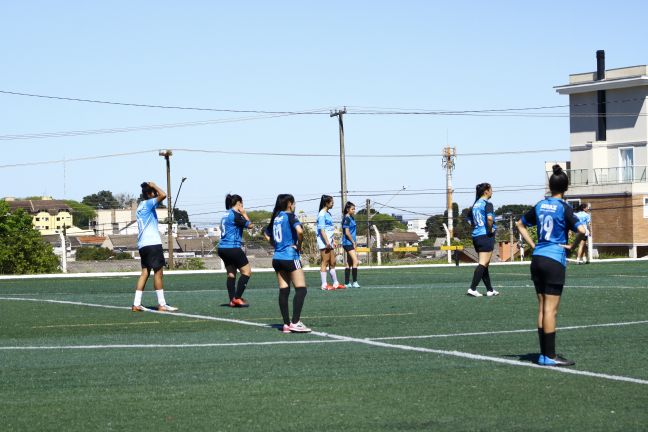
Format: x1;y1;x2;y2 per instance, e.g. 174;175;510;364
619;147;634;182
566;199;581;211
644;197;648;219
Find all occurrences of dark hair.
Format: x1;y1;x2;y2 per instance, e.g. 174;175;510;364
578;203;589;212
225;194;243;210
140;182;156;200
343;201;355;216
319;194;333;212
267;194;295;243
549;164;569;194
474;183;491;202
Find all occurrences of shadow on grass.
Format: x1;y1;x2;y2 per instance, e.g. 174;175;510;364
503;352;540;364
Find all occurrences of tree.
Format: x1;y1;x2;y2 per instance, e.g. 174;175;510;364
495;204;532;218
355;210;405;236
0;201;59;274
425;203;472;240
173;208;191;227
82;190;118;209
64;200;97;228
115;193;137;208
247;210;272;225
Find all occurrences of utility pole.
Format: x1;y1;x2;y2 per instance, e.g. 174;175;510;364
442;147;456;262
509;213;515;262
366;198;371;266
159;150;174;269
330;107;348;216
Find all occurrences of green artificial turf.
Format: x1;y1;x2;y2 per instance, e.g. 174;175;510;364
1;262;647;431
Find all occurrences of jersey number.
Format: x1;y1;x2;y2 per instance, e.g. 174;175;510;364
273;224;283;242
473;211;484;227
539;215;554;241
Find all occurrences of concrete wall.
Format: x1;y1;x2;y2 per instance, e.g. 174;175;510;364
66;256;276;273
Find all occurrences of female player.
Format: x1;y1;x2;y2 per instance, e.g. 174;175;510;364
266;194;311;333
217;194;253;307
517;165;586;366
574;203;592;264
317;194;344;290
467;183;498;297
342;201;360;288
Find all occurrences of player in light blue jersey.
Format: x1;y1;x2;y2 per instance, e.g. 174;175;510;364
574;203;592;264
342;201;360;287
517;165;586;367
266;194;311;333
317;194;344;290
217;194;253;307
467;183;498;297
131;181;178;313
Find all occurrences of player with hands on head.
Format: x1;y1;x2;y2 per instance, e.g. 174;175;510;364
217;194;254;307
516;164;586;367
132;181;178;312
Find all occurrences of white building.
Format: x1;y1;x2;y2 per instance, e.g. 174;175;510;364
407;218;428;240
91;204;173;237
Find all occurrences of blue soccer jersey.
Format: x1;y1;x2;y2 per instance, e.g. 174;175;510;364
316;209;335;243
471;198;496;237
521;198;583;267
342;215;356;246
271;211;301;260
575;211;591;226
219;209;250;249
137;198;162;249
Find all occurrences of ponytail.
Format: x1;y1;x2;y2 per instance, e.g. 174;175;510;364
267;194;295;243
319;194;333;212
225;194;243;210
549;165;569;194
343;201;355;216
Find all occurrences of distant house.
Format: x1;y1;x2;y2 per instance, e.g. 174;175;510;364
382;232;420;248
4;197;73;235
68;236;106;250
407;218;429;241
102;234;181;256
91;204;172;237
177;238;217;256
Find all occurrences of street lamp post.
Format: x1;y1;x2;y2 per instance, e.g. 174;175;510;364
159;150;174;269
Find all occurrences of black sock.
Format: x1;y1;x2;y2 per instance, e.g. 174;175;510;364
235;274;250;299
352;267;358;282
292;288;307;324
471;265;486;289
344;268;351;285
544;331;556;358
226;277;236;301
537;328;545;355
482;267;493;291
278;288;290;325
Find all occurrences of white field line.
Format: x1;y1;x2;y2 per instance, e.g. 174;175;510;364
1;297;647;386
0;340;344;350
3;257;646;281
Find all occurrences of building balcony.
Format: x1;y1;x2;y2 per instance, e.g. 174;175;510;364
548;166;648;186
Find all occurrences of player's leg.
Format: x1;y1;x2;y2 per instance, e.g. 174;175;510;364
225;264;237;304
153;267;177;311
132;267;151;311
319;249;331;289
348;249;360;287
289;264;311;333
233;262;252;305
276;267;291;333
329;249;343;289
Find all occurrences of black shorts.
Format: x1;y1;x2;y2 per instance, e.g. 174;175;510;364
530;255;566;295
272;259;303;273
472;235;495;253
139;244;165;270
218;248;249;269
343;244;355;252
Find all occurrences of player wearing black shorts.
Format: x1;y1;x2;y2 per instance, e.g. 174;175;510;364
217;194;253;307
517;165;586;366
342;201;360;287
266;194;311;333
467;183;498;297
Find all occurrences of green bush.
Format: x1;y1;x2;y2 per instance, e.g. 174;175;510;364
176;257;206;270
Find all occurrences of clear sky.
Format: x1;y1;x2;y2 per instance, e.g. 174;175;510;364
1;0;647;226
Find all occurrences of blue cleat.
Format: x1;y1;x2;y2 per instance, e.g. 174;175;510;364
540;355;575;367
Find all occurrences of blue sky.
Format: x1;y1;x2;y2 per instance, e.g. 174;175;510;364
1;1;647;225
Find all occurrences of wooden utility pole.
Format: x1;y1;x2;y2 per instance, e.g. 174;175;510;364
366;198;371;266
159;150;174;269
330;107;348;216
442;147;457;263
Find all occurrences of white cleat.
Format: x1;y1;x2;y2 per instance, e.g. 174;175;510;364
466;289;483;297
486;290;500;297
288;321;312;333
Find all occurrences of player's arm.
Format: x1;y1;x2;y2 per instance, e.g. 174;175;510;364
238;206;254;229
485;203;495;235
294;224;304;253
147;182;167;204
234;210;253;230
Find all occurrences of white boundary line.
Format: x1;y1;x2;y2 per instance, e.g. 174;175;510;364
1;297;647;385
1;257;646;281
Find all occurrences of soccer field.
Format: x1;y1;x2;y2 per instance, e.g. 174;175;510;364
1;262;647;431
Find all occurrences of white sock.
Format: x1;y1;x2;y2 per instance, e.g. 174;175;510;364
134;290;143;306
329;269;339;284
156;289;167;306
320;272;328;285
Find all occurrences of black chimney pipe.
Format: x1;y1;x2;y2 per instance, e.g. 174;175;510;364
596;50;606;141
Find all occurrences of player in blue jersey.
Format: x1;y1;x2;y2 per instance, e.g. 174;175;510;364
217;194;254;307
574;203;592;264
317;195;345;290
131;181;178;312
266;194;311;333
342;201;360;287
467;183;499;297
517;165;586;367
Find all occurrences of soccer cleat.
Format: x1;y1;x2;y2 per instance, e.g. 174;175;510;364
486;289;500;297
232;298;249;308
282;324;291;334
321;284;335;291
333;283;346;290
157;304;178;312
466;289;483;297
131;304;148;312
289;321;312;333
352;282;361;288
229;299;237;307
540;355;575;367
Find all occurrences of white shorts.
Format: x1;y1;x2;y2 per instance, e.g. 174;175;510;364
317;231;335;250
